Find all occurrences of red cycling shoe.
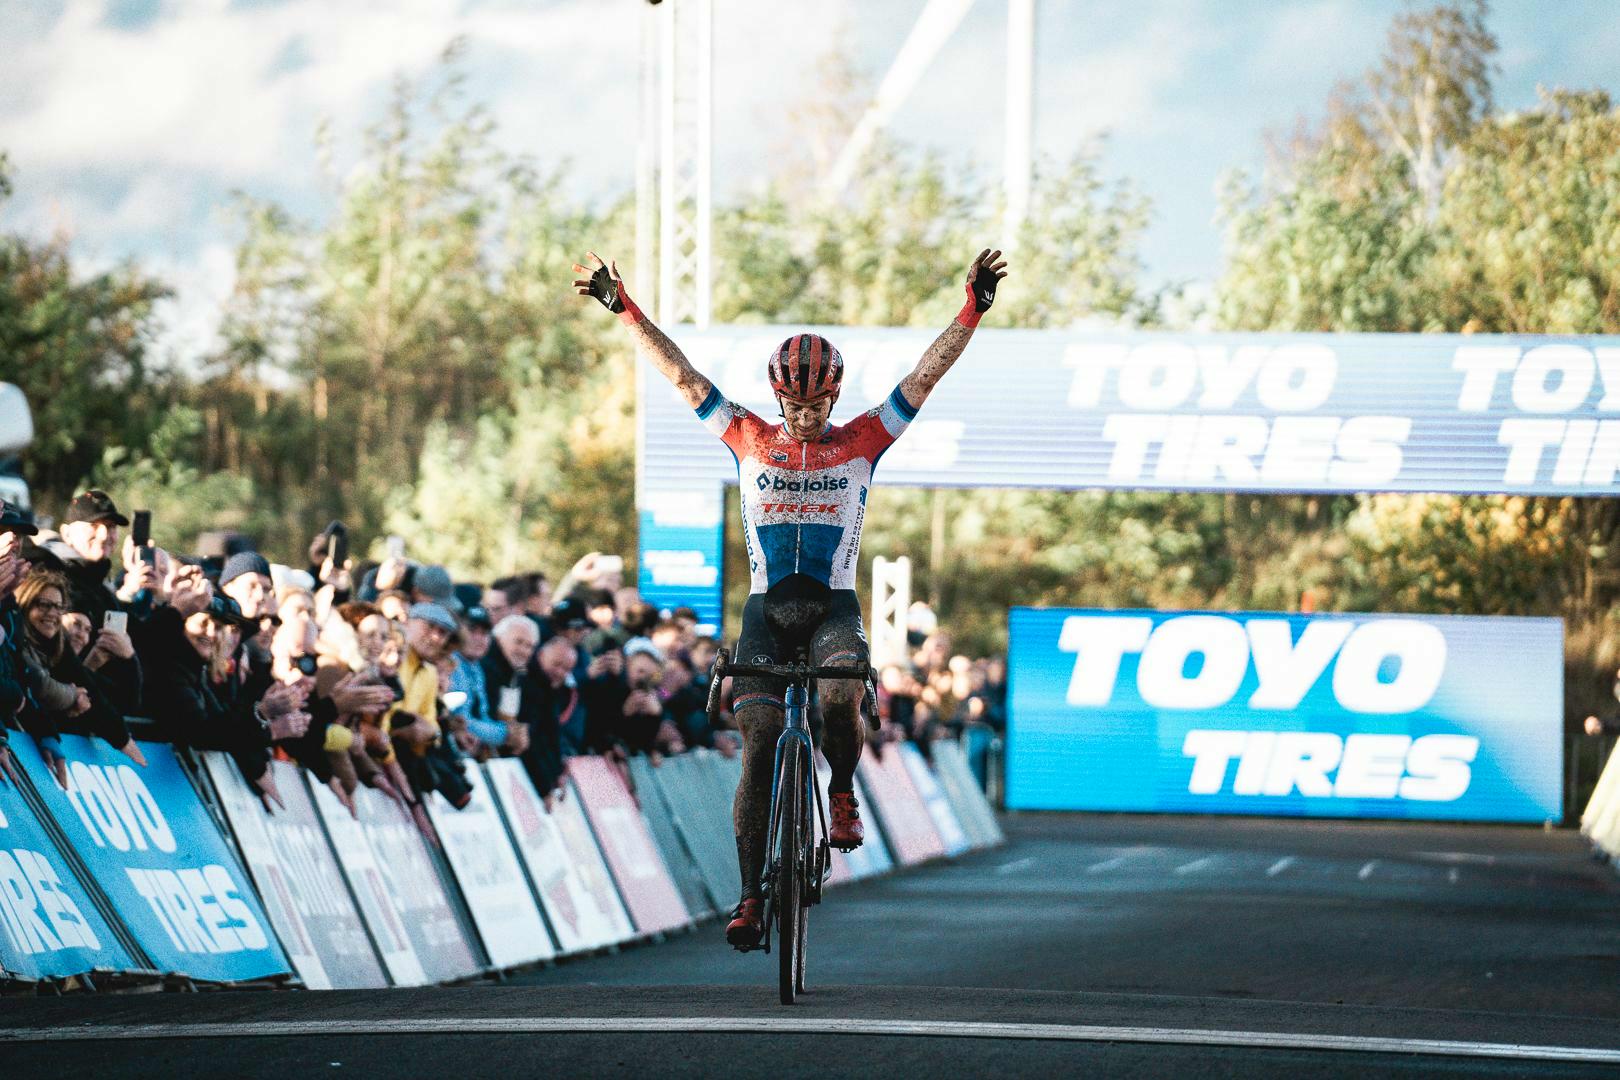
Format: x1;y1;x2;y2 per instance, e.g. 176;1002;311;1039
829;791;864;851
725;897;764;950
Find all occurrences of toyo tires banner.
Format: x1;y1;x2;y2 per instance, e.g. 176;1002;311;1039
1008;607;1563;823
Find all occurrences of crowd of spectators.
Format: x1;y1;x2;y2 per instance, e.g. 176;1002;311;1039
0;489;1006;820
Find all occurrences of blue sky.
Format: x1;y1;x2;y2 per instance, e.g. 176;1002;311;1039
2;0;1616;358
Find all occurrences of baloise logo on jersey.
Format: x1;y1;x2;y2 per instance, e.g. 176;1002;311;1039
1007;608;1563;823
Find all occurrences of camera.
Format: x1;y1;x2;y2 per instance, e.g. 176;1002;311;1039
295;655;319;677
422;742;473;809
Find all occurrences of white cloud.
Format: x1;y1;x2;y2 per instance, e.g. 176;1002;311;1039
145;240;238;370
0;0;629;179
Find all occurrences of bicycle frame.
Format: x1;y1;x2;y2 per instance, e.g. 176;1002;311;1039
761;681;827;951
706;652;876;960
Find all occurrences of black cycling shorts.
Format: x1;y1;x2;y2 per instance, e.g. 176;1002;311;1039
732;578;867;714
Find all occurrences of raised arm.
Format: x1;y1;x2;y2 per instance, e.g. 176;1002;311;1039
898;248;1009;409
572;252;713;409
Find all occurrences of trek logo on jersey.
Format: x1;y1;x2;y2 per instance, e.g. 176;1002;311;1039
1181;731;1479;802
758;503;840;514
753;474;852;494
1057;614;1447;714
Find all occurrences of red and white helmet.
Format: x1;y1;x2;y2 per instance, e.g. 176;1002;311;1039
768;333;844;404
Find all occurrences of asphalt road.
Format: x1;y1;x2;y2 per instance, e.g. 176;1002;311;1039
6;812;1620;1078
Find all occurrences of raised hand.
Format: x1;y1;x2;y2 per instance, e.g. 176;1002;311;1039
572;252;628;313
966;248;1010;313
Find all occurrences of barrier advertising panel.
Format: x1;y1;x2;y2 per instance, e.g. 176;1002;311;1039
899;744;971;856
484;760;633;954
427;765;554;969
307;778;427;987
858;746;945;865
1009;608;1565;822
817;761;893;885
0;751;132;980
546;776;637;947
208;757;386;988
628;755;716;916
568;756;690;935
14;737;288;982
350;787;479;983
929;741;1004;848
200;754;330;988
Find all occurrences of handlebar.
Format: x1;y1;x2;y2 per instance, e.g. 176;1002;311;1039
706;648;882;733
722;662;877;682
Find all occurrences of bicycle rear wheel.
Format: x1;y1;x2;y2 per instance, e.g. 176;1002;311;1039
776;740;804;1005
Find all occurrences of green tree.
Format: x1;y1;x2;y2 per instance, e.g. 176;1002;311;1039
1214;1;1620;739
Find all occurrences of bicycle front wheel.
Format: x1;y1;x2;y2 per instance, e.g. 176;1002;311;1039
776;739;804;1005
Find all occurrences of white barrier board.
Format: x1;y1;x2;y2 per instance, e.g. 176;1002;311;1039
426;765;555;968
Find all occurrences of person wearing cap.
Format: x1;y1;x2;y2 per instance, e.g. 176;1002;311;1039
447;604;512;757
387;602;450;762
410;565;458;612
26;489;131;630
0;500;37;593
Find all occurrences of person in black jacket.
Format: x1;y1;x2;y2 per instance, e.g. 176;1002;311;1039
583;637;685;761
142;565;306;808
519;635;582;799
24;491;145;716
0;504;39;776
62;610;143;719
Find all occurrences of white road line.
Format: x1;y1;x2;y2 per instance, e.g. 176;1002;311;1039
1173;856;1216;876
1415;851;1497;866
1266;856;1296;877
1085;855;1128;874
995;857;1035;875
3;1017;1617;1064
1357;861;1378;880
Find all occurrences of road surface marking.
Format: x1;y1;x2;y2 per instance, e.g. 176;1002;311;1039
1085;855;1128;873
1415;851;1496;866
1173;856;1216;875
4;1017;1617;1064
995;857;1034;875
1357;861;1378;880
1266;857;1296;877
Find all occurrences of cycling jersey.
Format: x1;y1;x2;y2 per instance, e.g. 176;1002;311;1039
695;384;918;593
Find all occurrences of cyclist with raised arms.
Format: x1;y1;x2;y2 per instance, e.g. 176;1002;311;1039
573;248;1009;949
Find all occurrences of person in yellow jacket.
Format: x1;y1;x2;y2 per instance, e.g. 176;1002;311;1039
389;602;454;758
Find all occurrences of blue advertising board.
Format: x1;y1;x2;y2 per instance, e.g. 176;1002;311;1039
0;752;133;980
11;735;290;981
639;328;1620;622
1008;608;1563;823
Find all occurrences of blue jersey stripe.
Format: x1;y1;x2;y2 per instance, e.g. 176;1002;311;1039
694;385;722;420
888;384;919;422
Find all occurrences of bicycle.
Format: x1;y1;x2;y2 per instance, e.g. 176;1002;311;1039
707;646;878;1004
